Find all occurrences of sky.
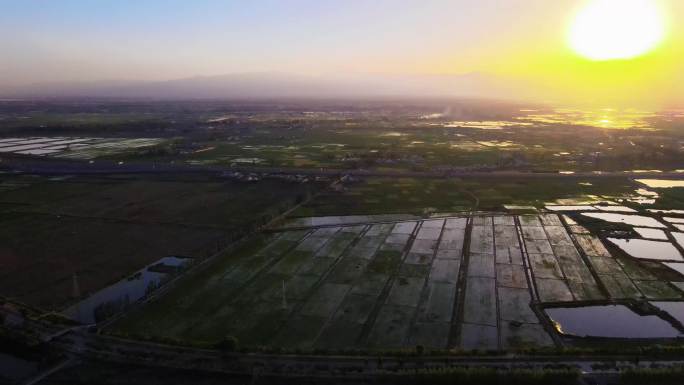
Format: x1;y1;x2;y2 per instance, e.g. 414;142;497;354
1;0;683;106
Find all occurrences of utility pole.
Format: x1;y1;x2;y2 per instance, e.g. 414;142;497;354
72;273;81;299
281;280;287;309
72;272;83;323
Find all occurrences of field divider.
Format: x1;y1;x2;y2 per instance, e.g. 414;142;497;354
171;229;320;334
516;215;564;348
540;220;578;302
598;237;649;299
267;224;374;344
663;230;684;295
492;216;503;350
102;227;313;335
447;216;472;349
515;216;540;303
355;221;423;347
403;217;449;348
558;214;612;300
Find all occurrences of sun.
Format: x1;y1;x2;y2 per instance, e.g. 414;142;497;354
569;0;665;61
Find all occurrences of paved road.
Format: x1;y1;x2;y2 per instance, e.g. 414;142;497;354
47;330;684;381
2;154;684;180
4;296;684;382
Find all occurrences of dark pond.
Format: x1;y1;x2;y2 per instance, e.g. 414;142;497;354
546;304;681;338
63;256;192;324
0;353;38;382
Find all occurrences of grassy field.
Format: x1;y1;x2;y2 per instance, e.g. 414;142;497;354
290;176;640;217
0;174;318;310
648;187;684;210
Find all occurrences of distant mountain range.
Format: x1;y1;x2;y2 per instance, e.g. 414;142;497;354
2;72;527;100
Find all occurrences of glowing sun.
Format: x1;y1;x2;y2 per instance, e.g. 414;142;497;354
569;0;665;61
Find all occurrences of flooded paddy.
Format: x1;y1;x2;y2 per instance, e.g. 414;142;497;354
607;238;683;262
663;263;684;277
633;227;668;240
443;121;524;130
546;305;681;338
649;209;684;215
636;179;684;188
581;212;666;228
673;233;684;249
546;205;597;212
595;205;637;213
0;353;38;384
0;136;163;159
112;210;684;352
284;214;420;228
651;301;684;326
546;203;625;211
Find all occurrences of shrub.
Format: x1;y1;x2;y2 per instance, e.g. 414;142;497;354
620;366;684;385
215;336;239;352
379;367;580;385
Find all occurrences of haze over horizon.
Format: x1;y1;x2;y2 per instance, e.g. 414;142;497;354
2;0;684;107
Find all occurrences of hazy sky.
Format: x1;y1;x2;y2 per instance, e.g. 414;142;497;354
1;0;683;105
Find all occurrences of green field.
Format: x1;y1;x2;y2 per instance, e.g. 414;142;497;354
291;176;640;216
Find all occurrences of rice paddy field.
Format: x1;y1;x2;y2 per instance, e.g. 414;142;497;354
110;210;684;351
0;136;164;158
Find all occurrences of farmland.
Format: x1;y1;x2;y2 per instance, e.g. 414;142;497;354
0;173;318;310
290;176;640;216
4;99;684;173
110;209;684;351
3;99;684;383
0;136;164;158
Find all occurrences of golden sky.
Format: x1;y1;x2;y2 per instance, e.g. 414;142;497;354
435;0;684;107
1;0;682;106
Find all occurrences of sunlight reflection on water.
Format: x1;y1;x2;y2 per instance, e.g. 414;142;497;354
517;108;657;130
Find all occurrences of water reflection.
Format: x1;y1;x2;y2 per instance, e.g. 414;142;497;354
672;233;684;249
546;304;681;338
636;179;684;188
63;256;192;324
443;121;532;130
633;227;668;240
546;205;597;212
0;353;38;383
607;238;683;262
518;108;656;130
649;209;684;215
581;212;666;228
652;302;684;327
595;205;637;213
663;263;684;277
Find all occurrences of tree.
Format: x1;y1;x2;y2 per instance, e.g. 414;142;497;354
215;336;239;352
